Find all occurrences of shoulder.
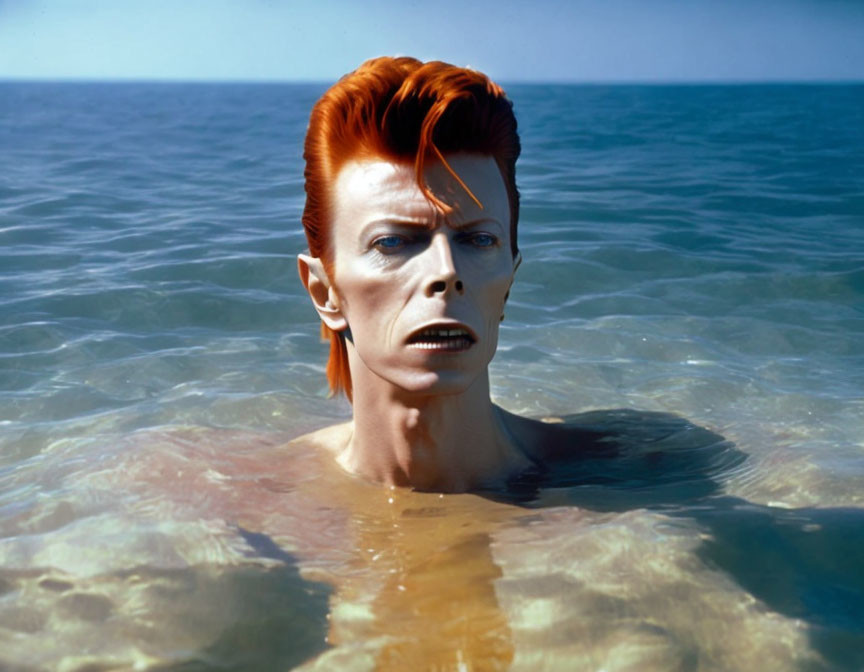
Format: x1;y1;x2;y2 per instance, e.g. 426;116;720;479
499;407;744;501
498;407;599;464
501;406;736;459
290;421;353;457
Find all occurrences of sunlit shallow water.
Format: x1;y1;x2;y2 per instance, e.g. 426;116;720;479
1;82;863;670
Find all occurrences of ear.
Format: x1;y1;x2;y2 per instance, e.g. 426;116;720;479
298;253;348;332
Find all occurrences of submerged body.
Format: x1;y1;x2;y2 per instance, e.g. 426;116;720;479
14;413;837;671
5;413;860;670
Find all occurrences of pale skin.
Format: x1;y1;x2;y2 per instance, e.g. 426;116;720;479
298;153;571;493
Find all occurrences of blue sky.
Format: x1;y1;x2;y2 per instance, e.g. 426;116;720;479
1;0;863;82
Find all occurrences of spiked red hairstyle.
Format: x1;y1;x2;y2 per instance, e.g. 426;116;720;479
301;56;521;400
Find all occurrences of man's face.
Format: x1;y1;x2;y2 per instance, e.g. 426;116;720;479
327;153;517;395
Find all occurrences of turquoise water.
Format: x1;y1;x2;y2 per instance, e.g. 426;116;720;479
1;83;863;670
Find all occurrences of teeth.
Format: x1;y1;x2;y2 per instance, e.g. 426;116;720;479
418;328;467;338
408;326;474;349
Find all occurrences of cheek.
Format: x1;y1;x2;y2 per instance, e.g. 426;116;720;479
334;267;408;330
471;267;512;341
475;265;514;306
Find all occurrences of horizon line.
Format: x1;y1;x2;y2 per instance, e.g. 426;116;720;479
2;75;863;86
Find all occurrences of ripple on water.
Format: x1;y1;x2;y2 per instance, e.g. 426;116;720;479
0;82;862;669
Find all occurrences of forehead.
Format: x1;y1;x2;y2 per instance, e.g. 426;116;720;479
331;154;509;230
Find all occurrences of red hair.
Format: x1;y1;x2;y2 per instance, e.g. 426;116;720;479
301;56;521;400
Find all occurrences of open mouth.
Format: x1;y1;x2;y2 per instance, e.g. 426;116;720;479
406;325;476;352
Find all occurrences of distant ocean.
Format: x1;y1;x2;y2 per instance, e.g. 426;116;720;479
1;82;863;670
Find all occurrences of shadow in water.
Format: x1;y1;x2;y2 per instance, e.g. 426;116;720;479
147;537;331;672
481;409;864;671
694;499;864;672
493;408;748;509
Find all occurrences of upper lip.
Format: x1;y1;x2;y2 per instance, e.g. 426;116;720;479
406;321;477;344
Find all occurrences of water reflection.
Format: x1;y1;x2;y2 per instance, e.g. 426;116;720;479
292;467;520;670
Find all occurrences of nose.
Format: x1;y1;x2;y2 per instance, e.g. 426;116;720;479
424;233;464;297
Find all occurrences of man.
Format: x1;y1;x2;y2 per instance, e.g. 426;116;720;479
296;56;568;492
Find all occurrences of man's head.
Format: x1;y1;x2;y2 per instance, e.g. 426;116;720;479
300;56;521;399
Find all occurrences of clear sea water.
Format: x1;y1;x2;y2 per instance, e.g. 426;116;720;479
1;82;863;670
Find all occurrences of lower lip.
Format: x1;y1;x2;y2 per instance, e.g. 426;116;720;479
407;338;474;353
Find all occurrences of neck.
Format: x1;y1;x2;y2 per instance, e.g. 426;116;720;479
338;354;528;493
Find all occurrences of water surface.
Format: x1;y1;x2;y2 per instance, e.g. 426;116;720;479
1;82;863;670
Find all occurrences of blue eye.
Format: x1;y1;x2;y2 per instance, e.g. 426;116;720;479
372;235;406;252
468;232;498;248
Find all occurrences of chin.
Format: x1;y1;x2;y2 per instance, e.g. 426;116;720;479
389;368;484;397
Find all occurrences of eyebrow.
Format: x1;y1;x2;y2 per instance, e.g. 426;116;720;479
360;216;504;238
